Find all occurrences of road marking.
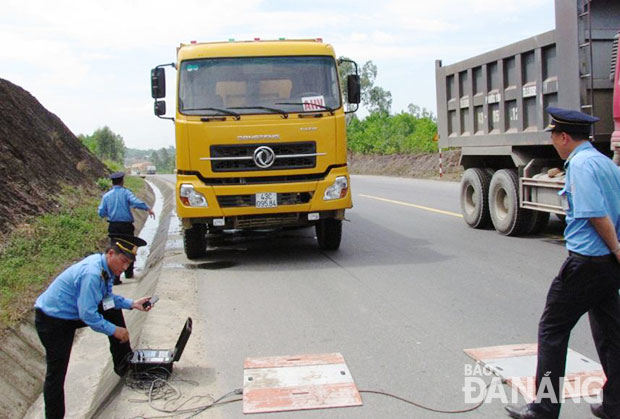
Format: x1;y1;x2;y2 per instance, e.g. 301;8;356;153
358;194;463;218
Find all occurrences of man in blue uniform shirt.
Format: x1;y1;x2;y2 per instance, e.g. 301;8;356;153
98;171;155;283
35;236;155;419
506;108;620;419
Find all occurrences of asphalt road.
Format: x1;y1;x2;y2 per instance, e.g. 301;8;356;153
160;174;599;418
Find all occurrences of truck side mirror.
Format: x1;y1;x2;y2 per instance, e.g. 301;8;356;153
154;100;166;116
347;75;361;104
151;67;166;99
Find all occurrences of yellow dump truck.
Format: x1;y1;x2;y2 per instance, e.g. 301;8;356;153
151;38;360;258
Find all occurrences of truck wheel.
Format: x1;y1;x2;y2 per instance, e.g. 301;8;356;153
184;224;207;259
460;168;492;229
489;169;533;236
525;211;550;235
316;219;342;250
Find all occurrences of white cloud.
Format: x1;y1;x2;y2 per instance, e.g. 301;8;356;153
0;0;555;148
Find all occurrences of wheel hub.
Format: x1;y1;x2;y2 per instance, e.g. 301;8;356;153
495;188;509;220
465;185;477;214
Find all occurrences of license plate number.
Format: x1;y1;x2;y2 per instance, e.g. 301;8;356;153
256;192;277;208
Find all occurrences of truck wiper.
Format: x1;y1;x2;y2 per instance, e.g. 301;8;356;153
183;107;241;119
228;106;289;118
275;102;334;115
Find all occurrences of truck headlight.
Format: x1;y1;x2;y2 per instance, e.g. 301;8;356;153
323;176;348;200
179;184;208;207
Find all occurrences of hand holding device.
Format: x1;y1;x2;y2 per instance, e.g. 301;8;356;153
143;295;159;309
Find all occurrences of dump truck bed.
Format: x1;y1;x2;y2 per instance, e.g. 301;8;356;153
435;0;619;154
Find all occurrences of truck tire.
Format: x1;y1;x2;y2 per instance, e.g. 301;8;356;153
525;211;550;235
460;168;492;229
489;169;533;236
316;219;342;250
184;224;207;259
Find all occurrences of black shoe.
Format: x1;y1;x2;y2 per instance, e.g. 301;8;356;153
124;271;134;279
505;404;552;419
591;403;611;419
113;277;122;285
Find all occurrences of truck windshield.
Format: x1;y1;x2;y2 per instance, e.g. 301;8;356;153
179;56;341;116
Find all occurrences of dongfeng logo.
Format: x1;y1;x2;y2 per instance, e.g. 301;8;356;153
253;146;276;168
238;134;280;140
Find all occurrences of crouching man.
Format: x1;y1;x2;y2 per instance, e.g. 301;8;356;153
34;235;154;418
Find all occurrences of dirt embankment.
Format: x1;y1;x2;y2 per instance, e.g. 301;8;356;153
0;78;107;238
348;149;462;181
0;192;154;419
0;78;109;417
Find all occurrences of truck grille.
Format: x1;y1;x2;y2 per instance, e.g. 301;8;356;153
234;213;301;228
217;192;313;208
209;142;317;172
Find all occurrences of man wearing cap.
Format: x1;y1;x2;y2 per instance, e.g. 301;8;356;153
98;171;155;284
506;107;620;419
34;236;155;419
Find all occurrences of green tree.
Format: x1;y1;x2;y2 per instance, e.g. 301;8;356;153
338;58;392;115
347;106;438;155
163;146;177;172
125;146;176;173
78;134;98;155
80;127;125;164
150;151;161;168
367;86;392;114
159;148;171;171
407;104;436;122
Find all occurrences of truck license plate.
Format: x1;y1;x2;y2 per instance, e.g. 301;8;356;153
256;192;277;208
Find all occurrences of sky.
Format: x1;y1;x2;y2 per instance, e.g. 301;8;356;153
0;0;555;150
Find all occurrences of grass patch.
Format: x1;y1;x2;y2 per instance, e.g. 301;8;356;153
124;175;143;192
0;176;147;329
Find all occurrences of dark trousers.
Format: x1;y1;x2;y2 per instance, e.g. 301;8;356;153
532;253;620;418
108;221;135;278
35;306;132;419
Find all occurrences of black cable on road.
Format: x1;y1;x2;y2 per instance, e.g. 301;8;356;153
359;382;491;414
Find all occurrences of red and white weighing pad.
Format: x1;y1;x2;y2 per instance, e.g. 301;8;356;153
243;352;362;414
464;343;605;402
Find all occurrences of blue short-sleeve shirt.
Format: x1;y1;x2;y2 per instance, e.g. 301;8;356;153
35;254;134;335
98;186;149;223
560;142;620;255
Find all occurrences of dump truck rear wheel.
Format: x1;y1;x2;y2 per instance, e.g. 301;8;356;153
316;219;342;250
489;169;533;236
184;223;207;259
525;211;550;235
460;168;492;229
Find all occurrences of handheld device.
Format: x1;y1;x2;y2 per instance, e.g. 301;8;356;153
143;295;159;309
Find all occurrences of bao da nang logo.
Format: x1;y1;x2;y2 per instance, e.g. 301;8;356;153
253;146;276;169
462;364;604;404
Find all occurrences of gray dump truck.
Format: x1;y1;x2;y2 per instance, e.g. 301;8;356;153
435;0;620;236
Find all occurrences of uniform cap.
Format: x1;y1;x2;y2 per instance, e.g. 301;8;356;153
109;171;125;180
110;234;147;260
544;107;599;135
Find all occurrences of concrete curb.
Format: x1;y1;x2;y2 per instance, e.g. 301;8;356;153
95;178;222;419
22;177;170;419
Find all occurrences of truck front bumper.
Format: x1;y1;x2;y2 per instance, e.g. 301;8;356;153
176;166;352;228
